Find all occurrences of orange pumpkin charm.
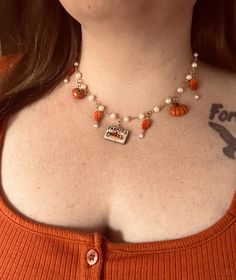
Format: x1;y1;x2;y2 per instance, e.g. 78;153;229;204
188;78;198;90
170;103;188;117
142;118;152;130
94;110;104;122
72;88;86;99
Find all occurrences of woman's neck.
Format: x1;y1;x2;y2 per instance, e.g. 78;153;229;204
78;2;196;115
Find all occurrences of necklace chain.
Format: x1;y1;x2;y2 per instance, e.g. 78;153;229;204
63;52;200;144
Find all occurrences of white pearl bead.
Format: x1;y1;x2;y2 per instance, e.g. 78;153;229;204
139;133;144;139
177;87;184;93
93;123;99;128
64;78;69;83
110;113;117;119
194;53;199;58
192;62;198;68
165;97;172;104
186;74;192;81
123;116;130;123
79;84;87;90
153;106;160;112
194;94;200;99
98;105;105;111
74;62;79;67
88;95;95;101
75;73;82;79
139;113;145;119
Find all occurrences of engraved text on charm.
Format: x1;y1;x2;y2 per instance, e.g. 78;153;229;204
104;125;129;144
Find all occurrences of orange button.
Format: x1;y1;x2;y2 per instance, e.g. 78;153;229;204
87;249;99;266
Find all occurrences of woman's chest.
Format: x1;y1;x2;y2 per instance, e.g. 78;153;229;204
1;100;235;243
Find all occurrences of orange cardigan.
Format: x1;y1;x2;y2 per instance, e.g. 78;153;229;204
0;55;236;279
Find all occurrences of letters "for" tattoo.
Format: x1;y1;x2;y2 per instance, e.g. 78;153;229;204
208;104;236;159
209;103;236;122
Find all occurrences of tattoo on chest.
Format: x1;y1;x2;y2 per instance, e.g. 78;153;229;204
208;103;236;160
209;103;236;122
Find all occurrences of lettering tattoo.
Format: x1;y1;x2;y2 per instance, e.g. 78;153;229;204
209;103;236;122
209;103;236;160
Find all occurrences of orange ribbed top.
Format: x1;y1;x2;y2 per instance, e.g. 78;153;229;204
0;55;235;279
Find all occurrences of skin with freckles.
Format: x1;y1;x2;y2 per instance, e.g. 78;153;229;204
1;0;236;243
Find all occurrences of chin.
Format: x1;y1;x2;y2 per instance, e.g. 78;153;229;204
59;0;156;24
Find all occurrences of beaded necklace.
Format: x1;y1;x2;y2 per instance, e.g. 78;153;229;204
63;52;199;144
